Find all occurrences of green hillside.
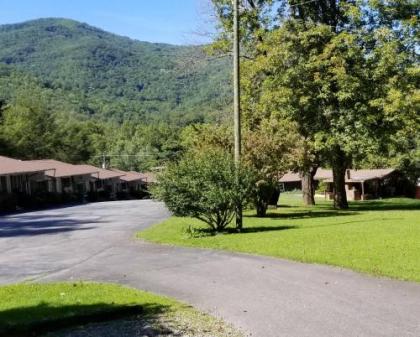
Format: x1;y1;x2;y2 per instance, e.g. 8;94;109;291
0;18;231;123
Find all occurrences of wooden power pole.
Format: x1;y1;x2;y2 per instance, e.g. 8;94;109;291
233;0;242;230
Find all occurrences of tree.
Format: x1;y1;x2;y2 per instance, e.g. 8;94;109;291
54;117;108;164
211;0;419;209
152;150;254;232
243;118;301;216
0;87;56;159
181;120;299;217
106;122;182;171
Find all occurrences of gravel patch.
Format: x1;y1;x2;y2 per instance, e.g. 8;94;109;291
45;311;244;337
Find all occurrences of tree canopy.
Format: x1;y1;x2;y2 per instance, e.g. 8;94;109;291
210;0;419;208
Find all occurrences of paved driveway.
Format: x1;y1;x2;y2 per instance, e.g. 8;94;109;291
0;200;419;337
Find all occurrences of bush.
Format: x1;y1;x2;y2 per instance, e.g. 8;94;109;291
253;179;279;217
152;151;254;232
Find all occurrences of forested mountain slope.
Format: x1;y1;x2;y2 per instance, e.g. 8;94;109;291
0;18;230;123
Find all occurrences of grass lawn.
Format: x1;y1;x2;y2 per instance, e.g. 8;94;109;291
0;282;241;336
138;195;420;282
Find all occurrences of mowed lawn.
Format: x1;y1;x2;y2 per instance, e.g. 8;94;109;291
0;282;241;336
139;195;420;282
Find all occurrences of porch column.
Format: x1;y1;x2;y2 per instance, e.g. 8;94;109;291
6;175;12;194
56;178;62;194
48;179;54;193
25;175;31;195
361;181;365;200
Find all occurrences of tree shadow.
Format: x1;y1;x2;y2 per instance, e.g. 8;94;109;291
0;301;171;337
187;225;298;237
0;214;102;237
0;202;86;217
348;200;420;211
246;210;357;220
224;225;297;234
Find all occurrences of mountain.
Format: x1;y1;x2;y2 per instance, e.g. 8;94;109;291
0;18;231;123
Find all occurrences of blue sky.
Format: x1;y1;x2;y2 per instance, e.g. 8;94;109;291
0;0;216;45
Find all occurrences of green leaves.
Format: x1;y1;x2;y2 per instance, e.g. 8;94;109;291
0;18;231;123
153;150;254;231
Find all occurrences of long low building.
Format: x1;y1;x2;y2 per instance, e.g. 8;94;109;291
0;156;155;211
77;164;125;199
27;159;100;195
110;169;148;195
279;168;411;200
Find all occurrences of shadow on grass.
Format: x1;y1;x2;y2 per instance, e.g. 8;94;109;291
247;210;357;220
274;204;294;208
187;225;298;237
0;302;170;337
349;200;420;211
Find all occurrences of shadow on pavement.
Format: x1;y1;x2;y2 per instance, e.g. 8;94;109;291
0;214;102;238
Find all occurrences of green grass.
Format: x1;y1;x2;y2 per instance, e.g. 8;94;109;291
138;195;420;282
0;282;240;336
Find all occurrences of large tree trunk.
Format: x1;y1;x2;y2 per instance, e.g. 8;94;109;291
331;147;349;209
301;167;318;206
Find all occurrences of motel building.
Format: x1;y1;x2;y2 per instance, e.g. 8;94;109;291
26;159;100;195
1;156;154;211
279;168;411;200
110;169;148;194
77;164;125;199
0;156;55;196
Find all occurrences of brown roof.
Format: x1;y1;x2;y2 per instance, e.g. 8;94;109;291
131;171;156;183
314;168;333;180
26;160;99;178
111;169;146;183
0;156;55;176
278;172;301;183
76;165;124;180
279;169;333;183
324;169;396;183
279;168;395;183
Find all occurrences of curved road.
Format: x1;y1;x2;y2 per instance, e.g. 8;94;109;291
0;200;419;337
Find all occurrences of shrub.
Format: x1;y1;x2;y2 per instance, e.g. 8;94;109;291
253;179;279;217
152;151;254;232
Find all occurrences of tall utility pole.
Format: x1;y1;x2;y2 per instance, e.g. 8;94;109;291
233;0;242;230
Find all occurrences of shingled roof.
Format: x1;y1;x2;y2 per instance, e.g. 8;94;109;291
0;156;55;176
26;160;99;178
110;169;146;182
278;171;301;183
278;170;332;183
279;168;395;183
132;171;156;183
76;165;124;180
323;169;396;183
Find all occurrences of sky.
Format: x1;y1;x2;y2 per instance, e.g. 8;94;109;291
0;0;217;45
